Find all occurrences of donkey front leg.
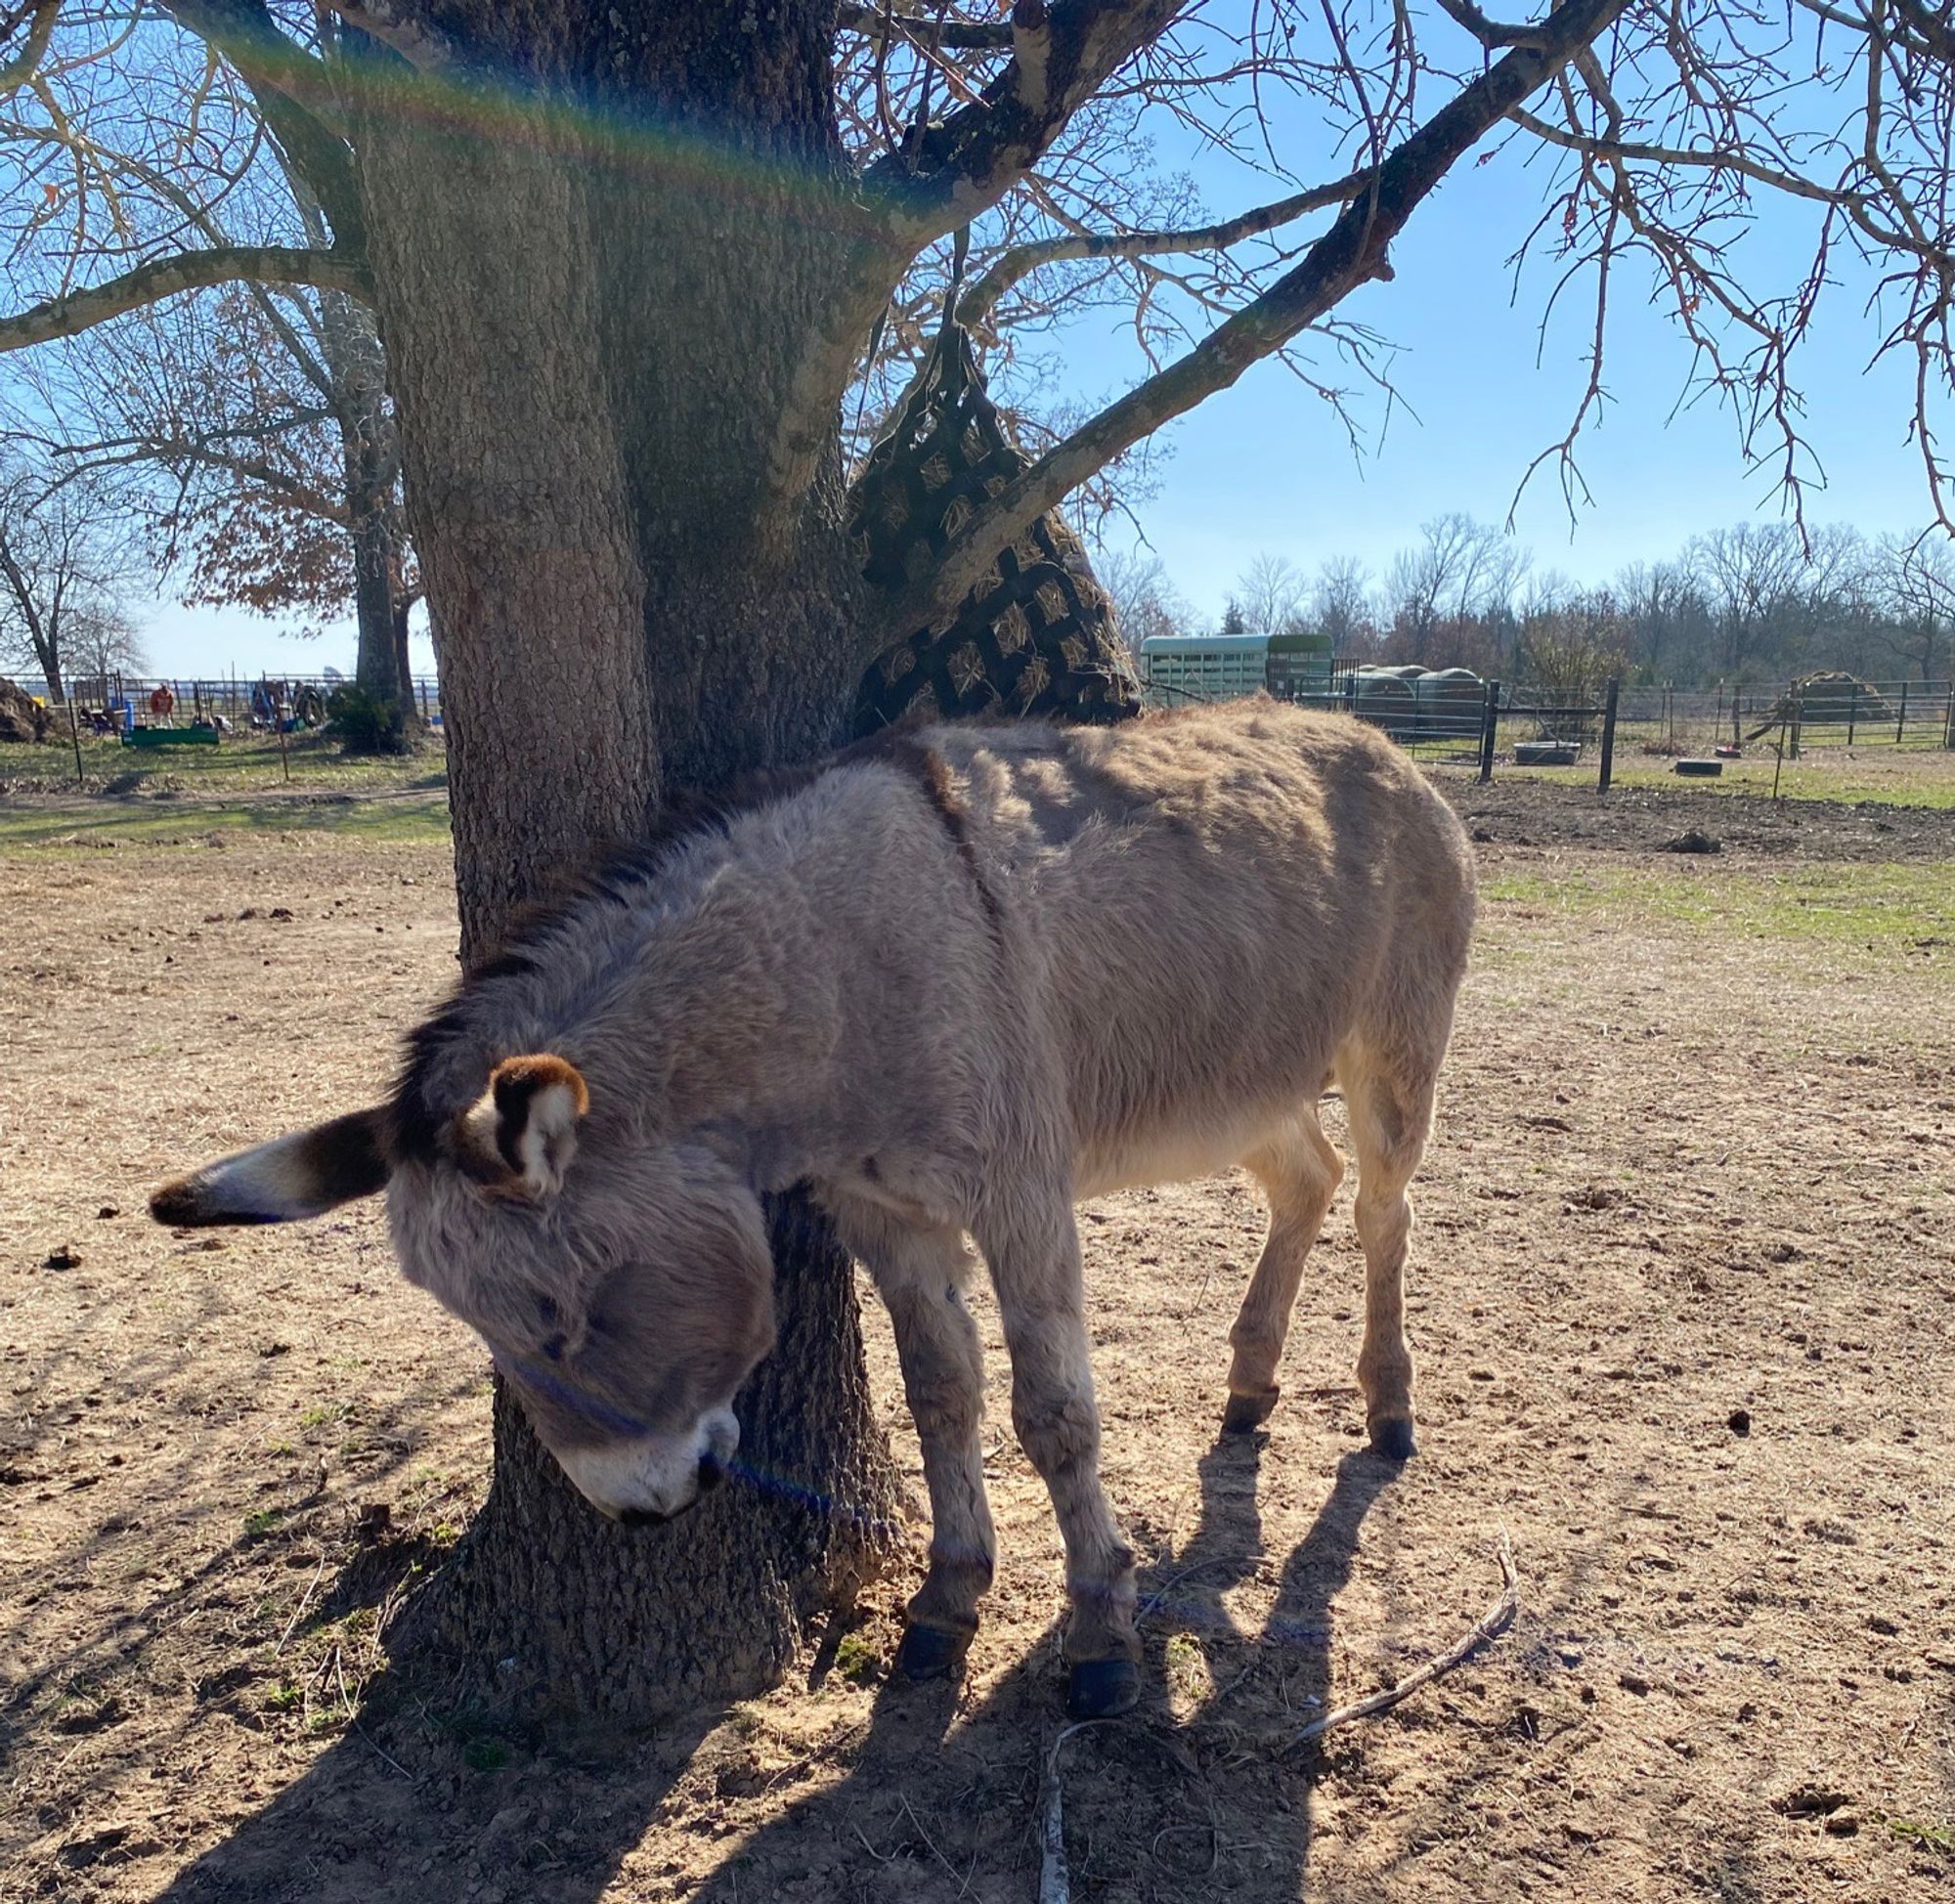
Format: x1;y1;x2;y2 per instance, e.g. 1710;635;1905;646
836;1208;997;1682
974;1189;1139;1719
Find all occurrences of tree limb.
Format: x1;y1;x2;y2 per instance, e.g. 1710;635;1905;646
837;4;1018;51
767;0;1184;523
886;0;1633;634
0;246;373;354
861;0;1187;245
155;0;367;255
0;0;58;102
327;0;456;71
1432;0;1544;50
958;166;1375;327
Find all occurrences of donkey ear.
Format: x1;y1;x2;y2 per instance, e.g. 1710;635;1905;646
151;1106;392;1227
456;1055;589;1201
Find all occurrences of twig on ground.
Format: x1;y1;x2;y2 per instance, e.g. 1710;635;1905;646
1037;1717;1115;1904
1038;1534;1520;1901
334;1652;414;1782
275;1554;328;1657
1284;1530;1521;1752
1037;1718;1199;1904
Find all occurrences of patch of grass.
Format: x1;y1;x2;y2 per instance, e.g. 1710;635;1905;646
833;1632;882;1686
462;1737;511;1773
297;1401;352;1430
1881;1816;1955;1857
1504;742;1955;810
0;791;452;852
265;1680;304;1712
1482;860;1955;949
241;1507;288;1539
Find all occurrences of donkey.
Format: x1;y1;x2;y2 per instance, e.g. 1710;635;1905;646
151;700;1476;1719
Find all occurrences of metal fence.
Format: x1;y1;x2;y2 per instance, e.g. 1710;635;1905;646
1612;679;1955;756
4;672;446;734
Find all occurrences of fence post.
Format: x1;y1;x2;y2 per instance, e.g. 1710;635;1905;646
1790;682;1802;758
1846;680;1858;746
1732;687;1743;746
1896;679;1908;745
1597;677;1620;794
1478;678;1501;784
1945;682;1955;750
65;675;84;790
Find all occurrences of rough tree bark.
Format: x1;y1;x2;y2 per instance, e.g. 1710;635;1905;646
351;1;901;1718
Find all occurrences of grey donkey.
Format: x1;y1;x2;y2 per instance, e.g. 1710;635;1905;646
151;700;1477;1719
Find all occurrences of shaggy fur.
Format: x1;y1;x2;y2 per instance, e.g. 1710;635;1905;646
150;700;1476;1715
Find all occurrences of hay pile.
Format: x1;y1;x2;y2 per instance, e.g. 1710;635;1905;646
0;680;55;745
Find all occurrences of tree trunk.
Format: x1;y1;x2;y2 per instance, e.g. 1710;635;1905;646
317;281;413;749
351;2;900;1718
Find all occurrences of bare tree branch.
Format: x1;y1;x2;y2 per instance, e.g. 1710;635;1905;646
958;167;1375;327
0;246;372;353
888;0;1632;635
0;0;58;102
327;0;456;71
861;0;1186;244
837;4;1018;52
155;0;366;254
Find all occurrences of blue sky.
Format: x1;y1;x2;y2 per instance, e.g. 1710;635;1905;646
133;38;1937;674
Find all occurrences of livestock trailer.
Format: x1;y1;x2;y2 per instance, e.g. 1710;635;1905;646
1139;630;1334;708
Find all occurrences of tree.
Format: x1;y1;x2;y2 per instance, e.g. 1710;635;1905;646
1383;513;1527;666
3;54;420;747
63;599;148;686
1872;534;1955;684
1218;598;1251;636
1309;554;1375;659
1095;545;1191;649
1235;551;1305;635
0;451;138;701
8;0;1955;1723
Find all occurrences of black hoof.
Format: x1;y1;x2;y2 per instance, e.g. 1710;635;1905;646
1369;1416;1417;1462
1222;1388;1278;1435
1065;1657;1141;1719
893;1623;971;1684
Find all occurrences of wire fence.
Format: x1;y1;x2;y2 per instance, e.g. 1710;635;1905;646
4;672;446;736
1146;658;1955;790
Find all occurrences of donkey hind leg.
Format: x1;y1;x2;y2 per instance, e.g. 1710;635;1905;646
839;1209;996;1683
1223;1109;1346;1434
1338;1036;1442;1462
972;1187;1139;1720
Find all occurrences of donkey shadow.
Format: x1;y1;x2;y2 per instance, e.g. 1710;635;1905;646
140;1440;1396;1904
683;1436;1403;1904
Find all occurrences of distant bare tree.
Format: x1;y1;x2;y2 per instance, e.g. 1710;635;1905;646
1873;535;1955;684
1384;515;1528;665
1301;555;1371;658
1235;552;1307;635
63;598;148;685
0;451;138;701
1096;545;1192;650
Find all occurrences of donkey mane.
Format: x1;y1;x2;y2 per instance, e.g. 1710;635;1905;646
386;721;1004;1165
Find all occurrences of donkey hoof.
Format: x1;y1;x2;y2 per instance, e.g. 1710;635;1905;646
1222;1387;1279;1435
1065;1657;1141;1719
1369;1416;1417;1462
894;1622;971;1684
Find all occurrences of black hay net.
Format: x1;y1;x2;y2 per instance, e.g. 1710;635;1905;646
848;326;1142;737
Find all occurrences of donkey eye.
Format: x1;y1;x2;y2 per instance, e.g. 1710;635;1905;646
541;1334;567;1362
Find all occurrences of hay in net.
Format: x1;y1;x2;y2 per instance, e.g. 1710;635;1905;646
848;326;1142;736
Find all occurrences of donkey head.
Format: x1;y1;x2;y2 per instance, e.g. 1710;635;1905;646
150;1053;777;1525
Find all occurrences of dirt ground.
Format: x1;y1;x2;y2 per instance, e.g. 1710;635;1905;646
2;773;1952;1904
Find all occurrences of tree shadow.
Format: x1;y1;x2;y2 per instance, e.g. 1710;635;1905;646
141;1639;715;1904
96;1436;1398;1903
679;1436;1404;1904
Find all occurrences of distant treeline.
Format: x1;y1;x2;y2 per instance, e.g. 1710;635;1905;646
1100;516;1955;695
